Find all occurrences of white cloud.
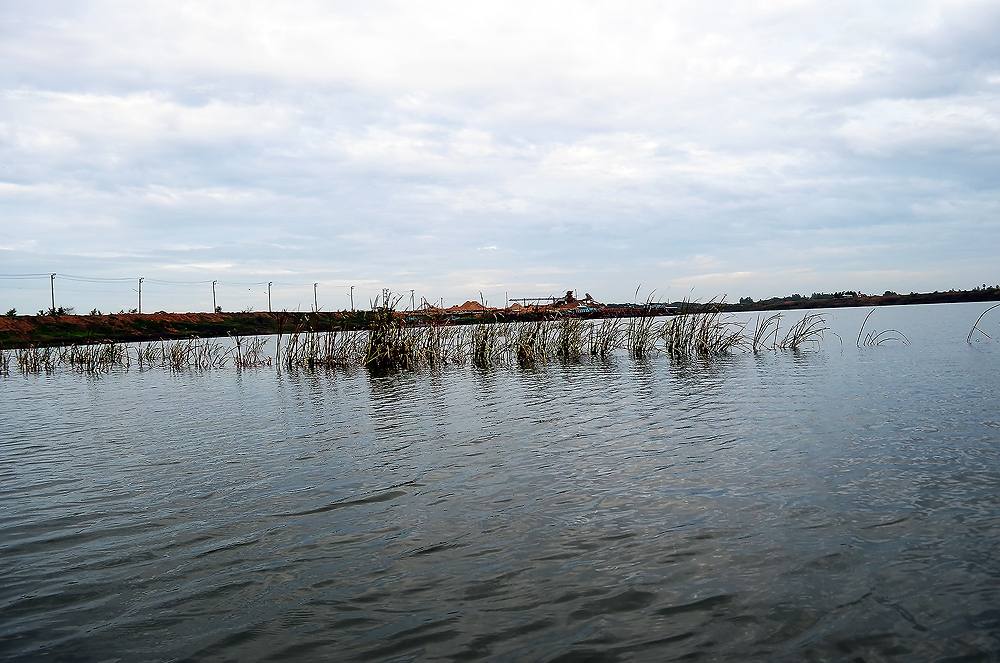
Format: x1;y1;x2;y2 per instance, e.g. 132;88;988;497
1;0;999;312
839;96;1000;155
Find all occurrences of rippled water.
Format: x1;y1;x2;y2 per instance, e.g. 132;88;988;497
2;303;999;661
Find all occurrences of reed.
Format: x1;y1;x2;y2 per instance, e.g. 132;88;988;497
15;345;56;373
228;335;272;369
554;317;585;360
967;303;1000;343
626;313;658;357
661;299;744;357
2;300;840;377
748;313;782;353
135;342;161;369
60;341;130;372
470;320;504;368
512;320;550;366
856;309;910;347
364;290;418;371
777;313;828;351
588;318;622;359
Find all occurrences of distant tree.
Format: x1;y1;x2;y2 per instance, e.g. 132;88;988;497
38;306;74;317
215;305;223;313
883;291;898;297
4;308;15;317
738;296;754;305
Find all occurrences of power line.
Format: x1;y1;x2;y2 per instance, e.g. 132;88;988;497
144;278;214;285
60;274;135;283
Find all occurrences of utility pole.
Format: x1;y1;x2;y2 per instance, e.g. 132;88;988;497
313;283;318;312
212;280;217;312
49;273;56;312
138;277;143;314
350;285;354;311
267;282;272;312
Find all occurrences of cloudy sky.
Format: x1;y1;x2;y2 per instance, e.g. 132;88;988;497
1;1;998;313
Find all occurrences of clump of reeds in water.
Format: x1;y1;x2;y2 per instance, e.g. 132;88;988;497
856;309;910;347
660;298;744;357
588;318;622;359
777;313;828;351
282;328;366;369
15;345;57;373
470;319;505;368
511;320;550;366
967;303;1000;343
0;346;10;377
60;341;130;372
555;317;585;361
364;290;419;372
229;335;272;369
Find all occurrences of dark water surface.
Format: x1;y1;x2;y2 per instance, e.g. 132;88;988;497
2;303;1000;661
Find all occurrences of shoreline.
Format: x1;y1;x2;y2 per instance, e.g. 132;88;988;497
1;292;998;349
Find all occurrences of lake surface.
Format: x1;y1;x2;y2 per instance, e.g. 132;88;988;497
2;302;999;661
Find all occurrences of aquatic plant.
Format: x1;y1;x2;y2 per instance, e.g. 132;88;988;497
660;299;743;357
60;341;130;372
470;319;504;368
777;313;828;351
2;305;839;377
856;309;910;347
365;290;418;372
967;303;1000;343
15;345;56;373
748;313;782;353
588;318;622;359
229;335;272;369
554;317;585;360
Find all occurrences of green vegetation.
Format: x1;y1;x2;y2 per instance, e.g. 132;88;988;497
728;284;1000;313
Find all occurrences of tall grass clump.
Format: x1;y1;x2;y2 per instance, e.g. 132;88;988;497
229;335;272;368
61;341;130;372
364;290;417;372
470;319;504;368
16;345;56;373
777;313;828;351
748;314;782;353
660;299;743;357
284;329;366;369
554;317;585;360
164;338;229;369
588;318;622;359
416;323;467;366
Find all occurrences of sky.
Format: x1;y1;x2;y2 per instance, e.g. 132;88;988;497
1;1;999;313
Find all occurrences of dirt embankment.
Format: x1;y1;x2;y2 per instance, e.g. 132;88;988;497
0;312;364;348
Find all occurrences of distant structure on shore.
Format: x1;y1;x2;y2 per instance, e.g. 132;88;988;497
414;290;677;318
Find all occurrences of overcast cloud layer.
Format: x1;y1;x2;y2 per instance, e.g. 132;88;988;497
1;1;999;312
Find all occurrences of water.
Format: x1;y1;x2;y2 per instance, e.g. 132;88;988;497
2;302;999;661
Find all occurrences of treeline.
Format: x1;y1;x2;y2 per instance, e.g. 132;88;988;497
724;284;1000;312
